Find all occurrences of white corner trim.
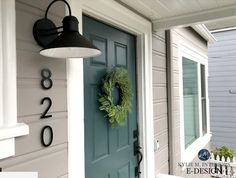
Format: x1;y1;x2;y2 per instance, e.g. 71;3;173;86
67;1;154;178
0;0;29;160
192;24;216;43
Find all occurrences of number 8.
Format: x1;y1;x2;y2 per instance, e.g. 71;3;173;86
41;68;53;90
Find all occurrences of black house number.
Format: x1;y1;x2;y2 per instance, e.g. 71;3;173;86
41;68;53;90
41;125;53;147
40;97;52;119
40;68;54;147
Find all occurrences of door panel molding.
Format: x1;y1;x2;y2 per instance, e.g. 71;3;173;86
67;1;154;178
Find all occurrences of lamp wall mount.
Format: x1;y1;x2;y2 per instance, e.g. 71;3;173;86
33;19;58;47
33;0;71;47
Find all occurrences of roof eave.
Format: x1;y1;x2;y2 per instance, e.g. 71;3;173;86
192;24;216;43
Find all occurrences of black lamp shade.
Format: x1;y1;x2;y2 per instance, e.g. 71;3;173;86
40;31;101;58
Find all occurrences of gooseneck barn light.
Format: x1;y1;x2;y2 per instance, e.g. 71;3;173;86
33;0;101;59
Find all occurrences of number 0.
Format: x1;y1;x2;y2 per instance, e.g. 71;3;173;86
41;125;53;147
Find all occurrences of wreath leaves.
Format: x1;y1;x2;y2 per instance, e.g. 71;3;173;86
99;67;133;127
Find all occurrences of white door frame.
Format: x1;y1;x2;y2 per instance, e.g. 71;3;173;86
67;1;154;178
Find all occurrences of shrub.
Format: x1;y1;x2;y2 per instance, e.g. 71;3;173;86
213;145;235;161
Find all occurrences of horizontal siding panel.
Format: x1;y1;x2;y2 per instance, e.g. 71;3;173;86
211;127;236;134
18;111;67;124
172;98;180;112
211;123;236;130
152;36;166;52
16;2;62;44
16;0;65;17
155;131;168;149
157;161;169;174
208;45;236;52
172;45;178;58
173;87;180;98
5;148;67;178
0;143;66;168
17;87;67;117
209;40;236;48
15;118;67;156
209;59;236;67
211;141;236;149
173;59;179;73
173;28;207;55
152;52;166;69
209;114;236;121
209;51;236;58
153;31;165;40
153;86;167;101
155;146;169;169
154;117;168;135
209;78;236;83
153;102;167;117
152;70;166;85
212;132;236;140
17;50;66;79
57;174;68;178
152;31;168;174
212;32;236;41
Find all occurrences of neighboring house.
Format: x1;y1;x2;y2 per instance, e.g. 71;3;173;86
208;29;236;151
2;0;235;178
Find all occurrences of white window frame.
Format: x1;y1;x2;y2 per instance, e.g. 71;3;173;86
0;0;29;159
178;41;211;164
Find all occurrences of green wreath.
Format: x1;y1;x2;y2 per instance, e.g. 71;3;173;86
99;67;133;127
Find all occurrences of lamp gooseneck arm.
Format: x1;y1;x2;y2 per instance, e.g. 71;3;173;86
45;0;72;19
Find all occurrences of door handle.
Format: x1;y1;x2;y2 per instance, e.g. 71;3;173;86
137;147;143;165
134;140;143;177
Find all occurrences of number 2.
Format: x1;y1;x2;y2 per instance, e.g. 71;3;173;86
41;97;52;119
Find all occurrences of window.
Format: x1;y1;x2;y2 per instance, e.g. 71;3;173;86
179;43;211;163
182;57;208;149
182;57;200;148
201;64;207;135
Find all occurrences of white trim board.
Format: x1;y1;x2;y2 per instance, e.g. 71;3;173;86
67;1;154;178
192;24;216;44
0;0;29;160
152;4;236;30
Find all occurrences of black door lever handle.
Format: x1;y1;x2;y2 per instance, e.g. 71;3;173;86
134;140;143;177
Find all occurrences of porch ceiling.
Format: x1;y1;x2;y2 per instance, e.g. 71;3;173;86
116;0;236;30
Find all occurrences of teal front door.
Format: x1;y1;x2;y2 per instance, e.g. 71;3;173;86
83;15;138;178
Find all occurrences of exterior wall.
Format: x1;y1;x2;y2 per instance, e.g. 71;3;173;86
152;28;211;178
209;30;236;150
0;1;68;178
169;27;210;178
152;31;169;174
